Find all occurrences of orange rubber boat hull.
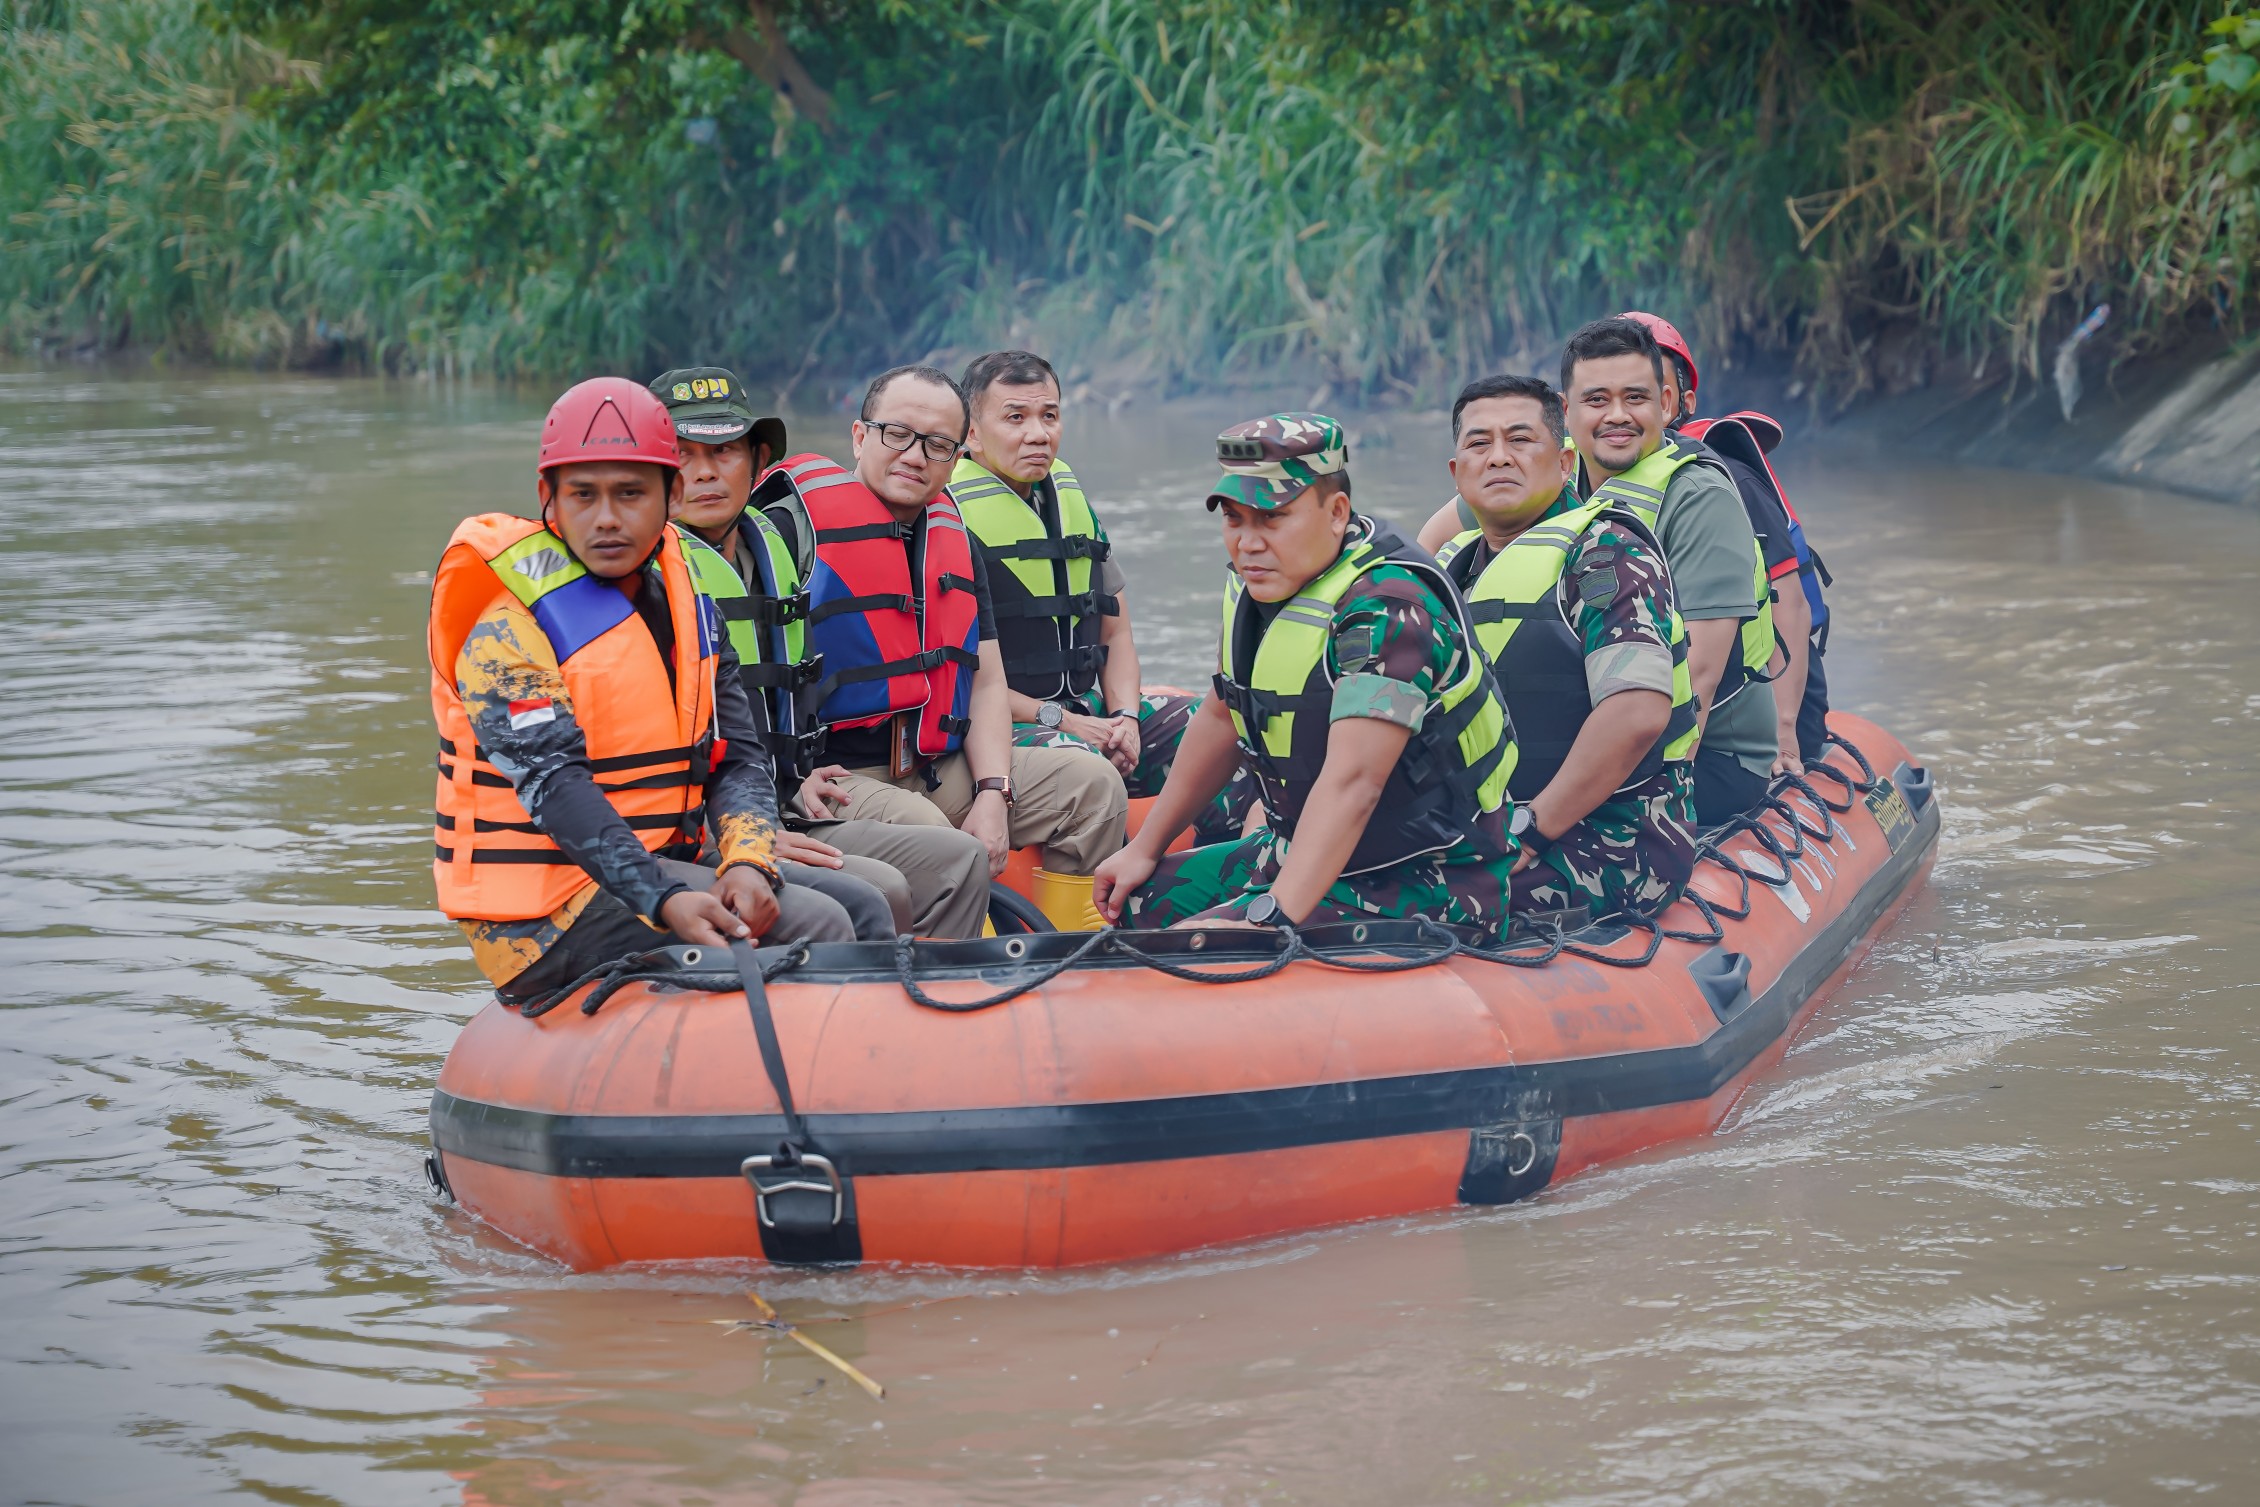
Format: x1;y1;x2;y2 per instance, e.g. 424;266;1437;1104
430;714;1937;1270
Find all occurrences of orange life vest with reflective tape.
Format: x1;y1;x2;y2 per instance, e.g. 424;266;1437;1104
428;514;718;922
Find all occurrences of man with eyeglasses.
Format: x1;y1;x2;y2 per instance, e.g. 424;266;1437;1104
769;364;1127;905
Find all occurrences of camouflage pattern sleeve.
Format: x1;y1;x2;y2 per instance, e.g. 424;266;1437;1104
1566;518;1678;705
455;598;691;926
1326;564;1468;731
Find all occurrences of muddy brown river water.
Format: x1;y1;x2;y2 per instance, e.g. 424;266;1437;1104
4;370;2258;1505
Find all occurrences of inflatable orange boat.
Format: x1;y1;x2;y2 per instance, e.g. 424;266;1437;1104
427;714;1936;1270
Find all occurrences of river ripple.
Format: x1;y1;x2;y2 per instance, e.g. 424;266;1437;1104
3;369;2257;1504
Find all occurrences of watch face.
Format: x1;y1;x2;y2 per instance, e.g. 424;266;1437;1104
1246;893;1279;925
1038;702;1063;728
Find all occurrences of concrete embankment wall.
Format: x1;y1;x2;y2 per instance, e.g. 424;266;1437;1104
1703;338;2260;508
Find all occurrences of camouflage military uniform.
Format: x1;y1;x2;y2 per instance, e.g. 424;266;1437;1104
1124;415;1520;936
1493;512;1700;916
1012;686;1258;846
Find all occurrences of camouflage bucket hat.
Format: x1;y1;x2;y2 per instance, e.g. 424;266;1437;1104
1205;412;1348;509
649;366;789;459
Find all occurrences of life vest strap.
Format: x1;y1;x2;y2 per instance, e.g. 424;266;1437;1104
808;592;915;624
990;588;1119;621
713;591;810;630
1467;600;1556;625
982;536;1111;563
741;653;827;690
1009;643;1110;677
811;645;979;707
815;521;914;544
436;804;705;837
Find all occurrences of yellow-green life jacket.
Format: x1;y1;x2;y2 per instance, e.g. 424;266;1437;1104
1584;435;1777;703
1212;517;1517;874
680;512;823;775
1437;498;1699;803
947;456;1114;702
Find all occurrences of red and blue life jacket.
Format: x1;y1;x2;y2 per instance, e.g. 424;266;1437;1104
1682;412;1830;638
782;454;982;759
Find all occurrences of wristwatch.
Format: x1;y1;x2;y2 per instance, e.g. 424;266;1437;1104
1108;707;1139;720
1243;892;1287;927
974;775;1015;807
1509;805;1554;855
1035;701;1066;730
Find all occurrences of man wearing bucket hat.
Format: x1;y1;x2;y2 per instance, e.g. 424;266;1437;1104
651;365;990;939
428;377;877;1007
1091;414;1526;938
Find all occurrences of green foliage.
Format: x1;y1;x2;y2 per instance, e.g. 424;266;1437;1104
0;2;310;358
2;0;2253;402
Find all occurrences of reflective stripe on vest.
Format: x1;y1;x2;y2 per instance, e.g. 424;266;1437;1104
947;456;1115;701
786;453;981;758
1211;517;1516;874
428;516;717;921
1585;436;1778;700
1437;500;1698;802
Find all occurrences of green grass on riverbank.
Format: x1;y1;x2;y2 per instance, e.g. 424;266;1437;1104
5;1;2257;403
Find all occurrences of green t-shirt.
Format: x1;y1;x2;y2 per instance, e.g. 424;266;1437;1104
1650;463;1776;773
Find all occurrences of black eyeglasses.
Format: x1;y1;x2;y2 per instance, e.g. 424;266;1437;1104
862;418;963;463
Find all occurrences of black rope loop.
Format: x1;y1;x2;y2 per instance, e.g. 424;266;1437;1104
1292;917;1466;974
1660;888;1726;946
1556;909;1666;968
890;927;1118;1012
1101;925;1309;986
1823;731;1886;791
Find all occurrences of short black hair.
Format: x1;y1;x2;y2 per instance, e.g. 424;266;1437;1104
960;350;1060;410
1560;317;1667;397
1450;374;1565;446
860;364;969;437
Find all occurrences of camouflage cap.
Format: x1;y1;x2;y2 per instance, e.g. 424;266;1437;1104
1205;412;1349;510
649;366;789;459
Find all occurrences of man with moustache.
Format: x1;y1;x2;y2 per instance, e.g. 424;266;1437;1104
1091;415;1520;935
1432;374;1701;915
430;378;863;1007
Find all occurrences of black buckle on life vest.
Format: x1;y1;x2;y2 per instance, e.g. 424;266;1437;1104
791;652;826;689
1058;536;1110;560
936;714;972;739
754;591;810;628
936;572;979;596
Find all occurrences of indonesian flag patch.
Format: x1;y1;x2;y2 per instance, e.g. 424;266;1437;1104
508;697;557;730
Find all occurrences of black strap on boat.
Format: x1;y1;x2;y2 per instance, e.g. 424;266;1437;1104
730;938;859;1262
734;937;805;1150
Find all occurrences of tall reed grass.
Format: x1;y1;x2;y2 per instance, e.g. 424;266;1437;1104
4;0;2251;401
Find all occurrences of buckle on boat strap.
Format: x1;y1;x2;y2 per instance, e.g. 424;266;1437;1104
742;1150;845;1230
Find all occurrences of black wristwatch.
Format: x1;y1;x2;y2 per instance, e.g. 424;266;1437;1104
1109;707;1139;720
1035;701;1066;730
1509;805;1554;855
1244;892;1288;927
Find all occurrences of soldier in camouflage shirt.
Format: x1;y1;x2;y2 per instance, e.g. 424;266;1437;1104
1438;375;1699;918
1092;414;1522;937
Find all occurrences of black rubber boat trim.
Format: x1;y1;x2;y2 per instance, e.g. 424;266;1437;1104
431;788;1936;1181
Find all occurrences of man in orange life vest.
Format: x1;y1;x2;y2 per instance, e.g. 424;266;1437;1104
771;365;1127;880
430;379;870;1004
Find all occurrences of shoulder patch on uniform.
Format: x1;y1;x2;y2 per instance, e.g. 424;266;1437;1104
1578;564;1620;606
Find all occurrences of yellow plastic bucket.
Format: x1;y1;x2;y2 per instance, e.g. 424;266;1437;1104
1029;868;1104;932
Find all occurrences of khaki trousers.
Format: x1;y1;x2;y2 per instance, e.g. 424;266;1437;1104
800;818;991;940
832;745;1128;877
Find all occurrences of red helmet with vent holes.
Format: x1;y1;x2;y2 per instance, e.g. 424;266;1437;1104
1618;311;1698;403
537;378;684;475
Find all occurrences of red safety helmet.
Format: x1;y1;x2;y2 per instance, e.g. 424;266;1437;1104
537;378;684;475
1619;310;1699;403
